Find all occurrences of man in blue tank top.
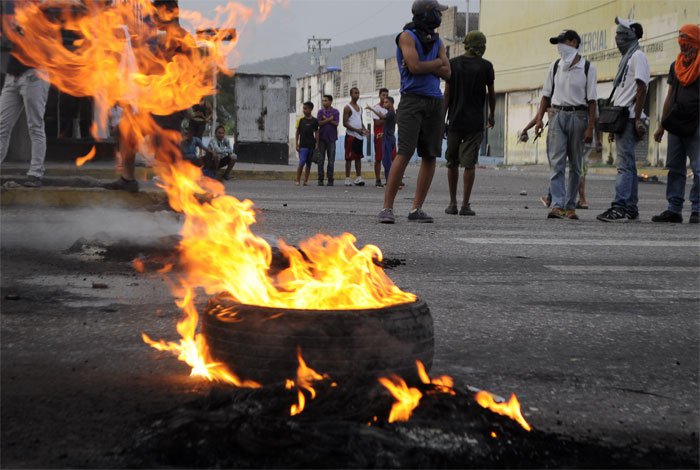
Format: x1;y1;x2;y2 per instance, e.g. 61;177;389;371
378;0;451;224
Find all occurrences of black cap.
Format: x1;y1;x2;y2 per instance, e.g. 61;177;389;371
549;30;581;46
411;0;449;15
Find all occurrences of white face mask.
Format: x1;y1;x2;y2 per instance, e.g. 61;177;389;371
557;43;578;65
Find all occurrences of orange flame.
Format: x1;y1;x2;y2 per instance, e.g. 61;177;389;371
6;0;414;384
287;348;327;416
474;390;532;431
416;360;455;395
132;257;145;273
378;375;423;423
76;145;97;167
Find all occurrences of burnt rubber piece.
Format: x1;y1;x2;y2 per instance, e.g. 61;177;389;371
202;294;434;385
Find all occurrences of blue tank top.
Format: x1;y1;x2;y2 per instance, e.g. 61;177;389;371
397;30;443;98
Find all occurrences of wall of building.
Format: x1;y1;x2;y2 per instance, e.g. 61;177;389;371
340;48;377;98
295;70;341;113
480;0;699;165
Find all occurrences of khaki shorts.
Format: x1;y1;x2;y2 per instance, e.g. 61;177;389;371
445;130;484;169
397;94;444;158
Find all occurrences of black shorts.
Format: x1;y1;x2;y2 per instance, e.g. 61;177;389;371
397;94;444;158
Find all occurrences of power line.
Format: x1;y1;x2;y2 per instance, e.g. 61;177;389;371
488;0;617;37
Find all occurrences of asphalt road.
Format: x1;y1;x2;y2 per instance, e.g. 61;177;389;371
1;166;698;467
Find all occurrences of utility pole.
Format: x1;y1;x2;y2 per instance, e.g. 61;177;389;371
307;36;331;101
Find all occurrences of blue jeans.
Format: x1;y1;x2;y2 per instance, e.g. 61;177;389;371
381;135;395;182
666;128;700;213
317;139;335;182
612;120;640;214
546;110;587;210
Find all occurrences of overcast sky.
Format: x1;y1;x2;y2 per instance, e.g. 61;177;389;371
180;0;474;65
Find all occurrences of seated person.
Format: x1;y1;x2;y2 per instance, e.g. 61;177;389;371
179;125;209;167
206;125;237;180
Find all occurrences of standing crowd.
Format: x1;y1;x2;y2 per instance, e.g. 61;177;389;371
294;1;699;226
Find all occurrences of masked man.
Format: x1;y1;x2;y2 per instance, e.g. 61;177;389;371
534;29;597;220
378;0;451;224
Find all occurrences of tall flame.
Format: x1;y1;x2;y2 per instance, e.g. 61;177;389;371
416;360;455;395
378;375;423;423
5;0;415;383
474;390;532;431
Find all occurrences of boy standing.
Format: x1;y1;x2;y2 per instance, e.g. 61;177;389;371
380;96;397;185
316;95;339;186
295;101;319;186
343;87;369;186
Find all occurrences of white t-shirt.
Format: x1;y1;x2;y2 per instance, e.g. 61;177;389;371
542;56;598;107
612;49;650;118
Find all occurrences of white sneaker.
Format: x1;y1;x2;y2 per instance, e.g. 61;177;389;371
354;176;365;186
344;177;352;186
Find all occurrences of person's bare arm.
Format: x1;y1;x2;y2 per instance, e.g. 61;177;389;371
534;96;551;136
398;31;443;75
486;82;496;128
583;100;596;143
654;85;673;143
434;42;451;80
295;125;300;151
366;105;386;121
633;79;647;137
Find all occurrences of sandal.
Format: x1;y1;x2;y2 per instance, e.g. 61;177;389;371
575;202;589;209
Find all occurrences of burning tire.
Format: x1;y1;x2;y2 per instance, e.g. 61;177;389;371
202;294;434;385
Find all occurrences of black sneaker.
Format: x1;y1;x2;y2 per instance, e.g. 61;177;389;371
318;180;324;186
103;177;139;193
327;180;334;187
445;205;458;215
597;206;627;222
407;208;434;223
459;204;475;216
375;179;384;187
689;212;699;224
22;175;42;188
377;208;395;224
651;210;682;223
627;211;640;221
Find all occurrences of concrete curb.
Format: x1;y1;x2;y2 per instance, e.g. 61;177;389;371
0;187;169;208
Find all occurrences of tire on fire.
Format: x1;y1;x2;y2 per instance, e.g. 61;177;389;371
202;294;434;385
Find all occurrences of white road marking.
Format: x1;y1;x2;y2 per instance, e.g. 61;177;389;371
455;237;700;247
545;265;700;273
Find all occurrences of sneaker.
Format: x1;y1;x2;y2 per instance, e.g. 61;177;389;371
565;209;579;220
344;177;352;186
354;176;365;186
690;212;699;224
540;195;551;208
22;175;42;188
596;206;628;223
327;180;334;187
318;180;324;186
294;181;300;186
444;205;458;215
375;179;383;187
377;208;395;224
547;208;565;219
459;204;476;216
103;177;139;193
407;208;434;223
651;210;682;223
627;211;640;221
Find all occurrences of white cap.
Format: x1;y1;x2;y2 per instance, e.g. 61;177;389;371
615;17;634;29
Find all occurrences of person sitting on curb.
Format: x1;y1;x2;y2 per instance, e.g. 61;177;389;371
206;125;236;181
651;24;699;224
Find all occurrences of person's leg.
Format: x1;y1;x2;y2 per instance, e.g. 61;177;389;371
684;130;700;214
303;161;311;184
412;156;436;211
445;130;461;209
21;72;49;179
317;140;326;183
295;165;303;185
0;75;23;163
547;112;567;210
345;160;351;178
665;132;687;214
577;176;587;206
223;156;236;179
381;137;393;183
383;154;410;209
355;158;362;178
326;142;336;184
459;130;483;209
612;120;638;213
565;112;586;211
